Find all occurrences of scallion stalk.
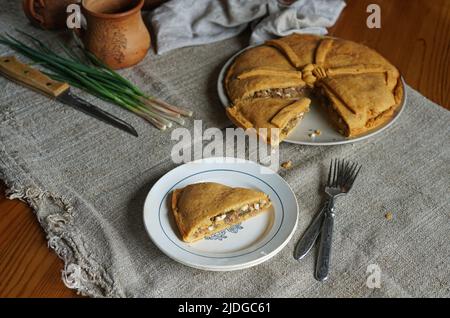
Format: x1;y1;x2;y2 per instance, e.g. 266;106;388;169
0;30;194;130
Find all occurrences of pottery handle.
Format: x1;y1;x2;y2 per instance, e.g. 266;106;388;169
23;0;45;25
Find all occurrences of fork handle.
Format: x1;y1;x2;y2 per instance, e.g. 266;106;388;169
315;203;335;281
294;200;328;260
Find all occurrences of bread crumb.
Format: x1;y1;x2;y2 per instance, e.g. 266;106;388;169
309;129;322;138
281;160;293;169
385;212;393;221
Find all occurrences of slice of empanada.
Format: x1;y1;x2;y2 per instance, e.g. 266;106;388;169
226;97;311;145
171;182;271;243
317;73;399;136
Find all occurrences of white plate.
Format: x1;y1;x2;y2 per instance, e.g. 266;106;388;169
143;158;299;271
217;45;407;146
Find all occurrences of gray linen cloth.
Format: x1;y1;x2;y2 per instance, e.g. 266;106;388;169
1;2;450;297
150;0;346;54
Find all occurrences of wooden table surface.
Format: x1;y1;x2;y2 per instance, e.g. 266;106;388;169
1;0;449;298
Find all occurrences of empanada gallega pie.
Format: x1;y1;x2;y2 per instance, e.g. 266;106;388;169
171;182;272;243
225;34;404;140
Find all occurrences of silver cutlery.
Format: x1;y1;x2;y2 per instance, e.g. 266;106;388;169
294;159;361;280
315;159;361;281
294;199;328;260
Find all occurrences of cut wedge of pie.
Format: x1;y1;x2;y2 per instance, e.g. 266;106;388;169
226;97;311;145
225;34;404;141
171;182;272;243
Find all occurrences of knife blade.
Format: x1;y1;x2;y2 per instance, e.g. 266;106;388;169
57;90;138;137
293;200;328;260
0;56;138;137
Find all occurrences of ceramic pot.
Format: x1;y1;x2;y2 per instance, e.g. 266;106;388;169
23;0;78;30
78;0;151;69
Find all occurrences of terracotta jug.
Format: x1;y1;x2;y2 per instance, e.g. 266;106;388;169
78;0;151;69
23;0;79;30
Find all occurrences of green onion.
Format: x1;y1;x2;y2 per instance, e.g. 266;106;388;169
0;30;193;130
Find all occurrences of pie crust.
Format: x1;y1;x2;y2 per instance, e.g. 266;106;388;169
226;98;310;145
225;34;404;141
171;182;272;243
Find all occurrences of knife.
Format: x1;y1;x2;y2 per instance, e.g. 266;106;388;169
293;200;328;260
0;56;138;137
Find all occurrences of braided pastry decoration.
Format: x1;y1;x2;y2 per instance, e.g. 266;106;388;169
225;34;404;142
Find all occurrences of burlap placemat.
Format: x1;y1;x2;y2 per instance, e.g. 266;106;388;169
1;1;449;297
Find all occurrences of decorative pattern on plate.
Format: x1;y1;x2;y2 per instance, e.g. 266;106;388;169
205;224;244;241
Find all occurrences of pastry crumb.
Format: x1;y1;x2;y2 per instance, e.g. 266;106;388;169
281;160;293;169
309;129;322;138
385;212;394;221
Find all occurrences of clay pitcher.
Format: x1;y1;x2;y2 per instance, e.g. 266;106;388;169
23;0;79;30
78;0;151;69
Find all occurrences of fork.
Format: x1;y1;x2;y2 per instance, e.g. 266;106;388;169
315;159;361;281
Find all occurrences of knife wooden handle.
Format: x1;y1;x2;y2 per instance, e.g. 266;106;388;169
0;56;69;98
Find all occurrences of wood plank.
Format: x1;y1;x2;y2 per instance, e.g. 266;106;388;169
0;183;79;297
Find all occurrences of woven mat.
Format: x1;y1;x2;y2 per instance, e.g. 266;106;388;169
1;2;449;297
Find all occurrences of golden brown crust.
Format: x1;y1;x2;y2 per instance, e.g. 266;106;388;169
267;34;324;68
171;182;271;242
236;67;302;80
319;73;397;133
315;38;335;65
325;64;387;77
393;77;404;105
226;98;310;146
171;189;188;239
266;39;303;68
225;45;305;103
224;34;404;140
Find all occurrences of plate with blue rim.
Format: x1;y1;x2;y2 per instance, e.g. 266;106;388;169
143;157;299;271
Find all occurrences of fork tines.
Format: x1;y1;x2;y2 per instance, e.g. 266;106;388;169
327;159;362;190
